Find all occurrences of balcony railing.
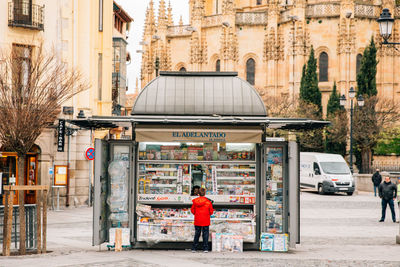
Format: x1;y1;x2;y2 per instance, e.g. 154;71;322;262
236;12;268;25
8;2;44;31
305;3;340;18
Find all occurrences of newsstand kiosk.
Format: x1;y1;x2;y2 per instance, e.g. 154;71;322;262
77;72;328;251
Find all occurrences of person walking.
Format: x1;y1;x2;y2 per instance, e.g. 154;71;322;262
371;169;382;197
397;177;400;222
191;187;213;253
378;176;397;222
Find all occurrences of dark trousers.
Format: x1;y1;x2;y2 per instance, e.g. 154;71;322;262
373;185;379;196
192;226;209;251
381;198;396;222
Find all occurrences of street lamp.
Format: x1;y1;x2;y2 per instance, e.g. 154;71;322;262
340;87;364;174
378;8;400;245
377;8;398;45
287;15;299;100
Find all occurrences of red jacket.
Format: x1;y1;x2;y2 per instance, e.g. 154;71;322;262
191;196;214;226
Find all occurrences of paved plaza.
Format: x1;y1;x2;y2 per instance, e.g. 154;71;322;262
1;190;400;267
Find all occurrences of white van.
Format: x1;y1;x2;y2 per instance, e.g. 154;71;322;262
300;152;354;195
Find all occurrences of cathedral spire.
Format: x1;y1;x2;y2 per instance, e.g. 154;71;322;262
158;0;167;29
142;6;149;38
179;15;183;26
144;0;156;36
167;1;174;26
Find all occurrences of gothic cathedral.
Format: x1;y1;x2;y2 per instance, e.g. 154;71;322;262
140;0;400;115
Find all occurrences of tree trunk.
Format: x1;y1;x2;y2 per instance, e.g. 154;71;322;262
17;155;26;254
361;148;372;174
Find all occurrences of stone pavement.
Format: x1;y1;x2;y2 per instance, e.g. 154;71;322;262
1;190;400;267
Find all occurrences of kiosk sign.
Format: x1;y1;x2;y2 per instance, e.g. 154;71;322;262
136;128;262;143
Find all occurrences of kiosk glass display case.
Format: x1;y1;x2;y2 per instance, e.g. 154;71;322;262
136;142;257;243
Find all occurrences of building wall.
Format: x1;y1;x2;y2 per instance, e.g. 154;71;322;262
141;0;400;117
0;0;117;206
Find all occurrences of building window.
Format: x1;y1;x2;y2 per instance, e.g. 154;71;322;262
99;0;103;32
257;0;262;5
216;59;220;72
12;44;32;89
98;53;102;100
215;0;219;14
14;0;32;16
356;54;362;76
319;52;328;82
179;67;186;72
246;58;255;85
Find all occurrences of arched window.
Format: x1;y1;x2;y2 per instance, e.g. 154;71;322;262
179;67;186;72
257;0;262;5
246;58;255;85
319;52;328;82
215;59;220;72
356;54;362;76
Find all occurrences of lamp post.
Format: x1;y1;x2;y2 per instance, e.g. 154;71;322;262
287;15;299;100
378;7;400;246
340;87;364;173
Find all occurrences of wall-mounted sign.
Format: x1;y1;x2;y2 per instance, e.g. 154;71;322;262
57;119;66;152
54;165;68;186
85;147;95;160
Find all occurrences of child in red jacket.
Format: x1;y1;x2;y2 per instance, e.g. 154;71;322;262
191;187;214;252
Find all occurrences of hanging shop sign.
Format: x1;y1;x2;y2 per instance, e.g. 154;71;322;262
135;128;262;143
57;119;66;152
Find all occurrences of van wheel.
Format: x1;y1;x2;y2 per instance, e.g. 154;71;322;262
318;184;324;195
347;192;354;196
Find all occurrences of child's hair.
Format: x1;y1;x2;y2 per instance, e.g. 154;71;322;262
199;187;206;196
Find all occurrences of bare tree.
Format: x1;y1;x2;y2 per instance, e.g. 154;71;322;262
262;94;298;118
325;110;348;156
0;43;87;254
353;96;400;173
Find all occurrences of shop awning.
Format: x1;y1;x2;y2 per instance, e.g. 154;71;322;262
68;116;330;130
131;72;267;117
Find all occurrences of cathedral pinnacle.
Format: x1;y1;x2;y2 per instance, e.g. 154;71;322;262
167;1;173;26
158;0;167;29
144;0;156;36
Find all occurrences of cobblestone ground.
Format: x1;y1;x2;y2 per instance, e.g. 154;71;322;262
1;190;400;267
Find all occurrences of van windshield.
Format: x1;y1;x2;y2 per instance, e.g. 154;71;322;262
320;162;350;174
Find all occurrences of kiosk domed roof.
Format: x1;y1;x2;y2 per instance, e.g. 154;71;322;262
131;72;267;116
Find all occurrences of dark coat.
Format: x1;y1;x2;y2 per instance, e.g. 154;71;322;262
372;172;382;186
378;181;397;201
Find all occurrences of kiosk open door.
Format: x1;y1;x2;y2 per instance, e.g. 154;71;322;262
260;140;299;248
261;142;289;236
93;139;109;246
93;139;135;246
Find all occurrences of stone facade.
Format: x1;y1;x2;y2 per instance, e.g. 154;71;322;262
141;0;400;116
0;0;132;207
